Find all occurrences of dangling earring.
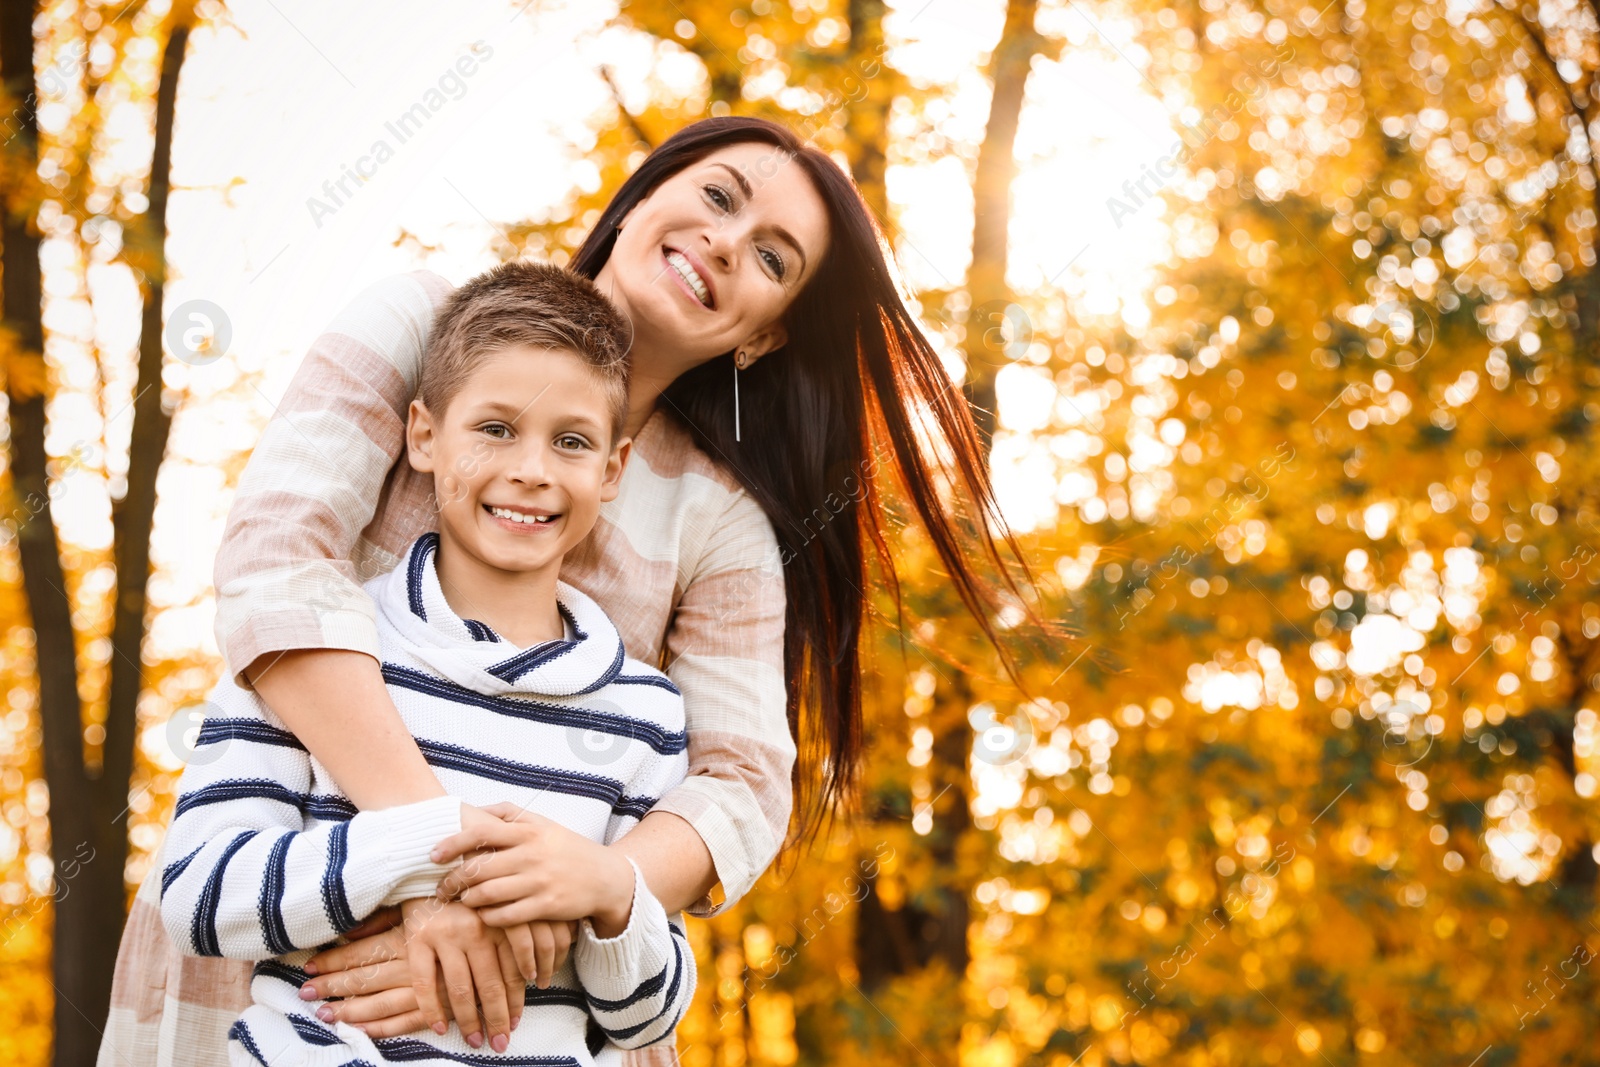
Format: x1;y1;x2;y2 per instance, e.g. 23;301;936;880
733;350;743;442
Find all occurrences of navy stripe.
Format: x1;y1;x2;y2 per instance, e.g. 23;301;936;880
463;618;501;642
416;738;657;819
407;532;440;621
371;1036;578;1066
161;843;204;895
320;821;358;933
228;1020;269;1067
596;934;688;1040
485;637;579;682
258;834;295;954
177;779;357;822
572;637;627;695
253;958;310;988
285;1013;342;1045
383;664;686;755
196;718;306;751
611;673;681;696
585;952;669;1011
524;986;589;1011
193;830;259;956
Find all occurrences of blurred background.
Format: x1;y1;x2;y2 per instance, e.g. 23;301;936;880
0;0;1596;1063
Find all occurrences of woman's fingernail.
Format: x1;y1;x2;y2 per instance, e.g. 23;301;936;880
299;984;318;1000
315;1007;334;1022
492;1035;509;1053
467;1032;484;1049
511;1016;521;1031
429;850;443;862
302;962;319;975
433;1022;448;1035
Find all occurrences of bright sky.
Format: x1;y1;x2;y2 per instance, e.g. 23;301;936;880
100;0;1172;662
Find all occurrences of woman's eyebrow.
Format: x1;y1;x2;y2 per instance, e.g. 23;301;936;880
711;161;810;277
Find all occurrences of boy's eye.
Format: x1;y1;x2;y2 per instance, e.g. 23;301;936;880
556;434;589;450
480;423;511;439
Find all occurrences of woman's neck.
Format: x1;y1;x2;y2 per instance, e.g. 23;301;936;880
593;261;695;441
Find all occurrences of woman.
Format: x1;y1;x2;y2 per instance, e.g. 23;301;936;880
100;116;1029;1067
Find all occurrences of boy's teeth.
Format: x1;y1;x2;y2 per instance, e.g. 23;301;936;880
490;507;554;524
666;250;711;307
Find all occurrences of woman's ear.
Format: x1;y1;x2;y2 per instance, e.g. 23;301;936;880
740;323;789;368
406;399;437;473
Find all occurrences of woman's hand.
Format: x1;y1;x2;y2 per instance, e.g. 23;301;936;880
434;803;637;933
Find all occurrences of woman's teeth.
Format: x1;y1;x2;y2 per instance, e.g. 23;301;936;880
666;250;712;307
489;506;555;525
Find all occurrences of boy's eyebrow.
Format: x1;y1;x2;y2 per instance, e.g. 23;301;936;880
468;399;605;432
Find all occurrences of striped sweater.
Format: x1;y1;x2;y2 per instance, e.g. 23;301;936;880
159;533;695;1067
101;271;796;1067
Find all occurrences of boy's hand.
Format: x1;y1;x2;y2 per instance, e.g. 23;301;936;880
433;802;636;932
401;897;519;1052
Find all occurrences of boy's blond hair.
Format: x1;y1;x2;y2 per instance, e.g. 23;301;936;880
420;261;630;436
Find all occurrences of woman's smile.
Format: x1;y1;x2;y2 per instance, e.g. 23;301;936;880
663;248;715;309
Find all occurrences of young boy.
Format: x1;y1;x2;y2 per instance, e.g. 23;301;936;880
158;262;693;1066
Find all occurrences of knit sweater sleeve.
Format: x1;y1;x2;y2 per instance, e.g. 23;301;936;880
212;270;453;689
572;857;695;1049
157;678;461;959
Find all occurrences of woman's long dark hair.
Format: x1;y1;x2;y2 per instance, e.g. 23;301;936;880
572;117;1033;850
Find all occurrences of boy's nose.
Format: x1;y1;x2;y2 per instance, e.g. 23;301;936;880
507;443;551;485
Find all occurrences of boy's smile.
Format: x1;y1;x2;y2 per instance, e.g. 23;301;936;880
406;346;629;647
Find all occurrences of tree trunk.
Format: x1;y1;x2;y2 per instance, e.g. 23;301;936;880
99;19;188;901
0;4;101;1065
844;0;894;227
964;0;1046;446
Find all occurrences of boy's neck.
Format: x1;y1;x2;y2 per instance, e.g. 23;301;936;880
432;532;565;648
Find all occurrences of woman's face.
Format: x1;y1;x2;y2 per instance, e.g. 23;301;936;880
597;142;832;368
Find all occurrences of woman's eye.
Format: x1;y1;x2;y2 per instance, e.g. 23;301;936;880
760;247;786;279
705;185;733;211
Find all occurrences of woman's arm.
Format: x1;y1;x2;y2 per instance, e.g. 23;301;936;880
216;271;452;807
641;488;796;917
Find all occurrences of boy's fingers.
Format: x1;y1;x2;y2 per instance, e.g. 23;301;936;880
552;921;575;973
430;823;518;865
438;949;484;1048
506;923;539;982
407;942;447;1035
435;852;512;900
533;923;557;989
466;943;511;1051
306;926;405;975
481;801;536;823
456;874;529;911
302;958;410;999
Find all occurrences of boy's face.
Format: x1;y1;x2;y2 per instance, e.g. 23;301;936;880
406;346;628;577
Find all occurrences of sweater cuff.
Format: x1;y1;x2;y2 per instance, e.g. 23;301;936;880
347;796;463;906
574;857;669;985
